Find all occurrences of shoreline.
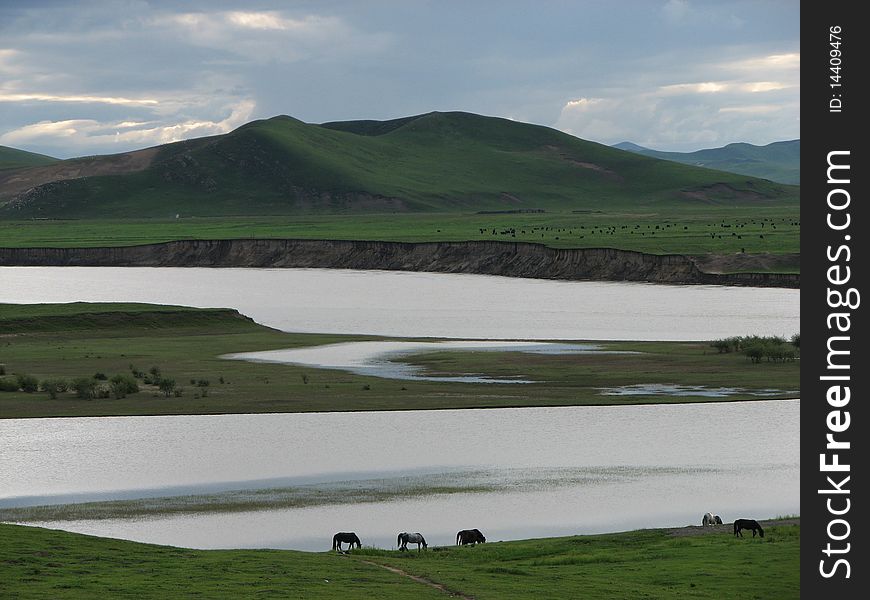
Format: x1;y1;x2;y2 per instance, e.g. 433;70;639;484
0;238;800;288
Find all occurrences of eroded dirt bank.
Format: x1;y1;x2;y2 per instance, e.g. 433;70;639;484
0;239;799;288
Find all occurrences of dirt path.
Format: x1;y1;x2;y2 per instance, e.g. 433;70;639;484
357;559;473;599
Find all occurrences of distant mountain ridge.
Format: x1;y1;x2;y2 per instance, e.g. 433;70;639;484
0;146;58;170
0;112;797;218
612;140;799;184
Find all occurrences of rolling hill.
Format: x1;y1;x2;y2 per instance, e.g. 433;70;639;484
613;140;800;184
0;112;798;219
0;146;58;170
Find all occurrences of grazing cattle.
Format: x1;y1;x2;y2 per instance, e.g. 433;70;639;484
332;532;362;552
733;519;765;538
456;528;486;546
398;532;428;552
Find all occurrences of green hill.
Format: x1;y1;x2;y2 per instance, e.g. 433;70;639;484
0;112;797;219
0;145;58;170
613;140;800;184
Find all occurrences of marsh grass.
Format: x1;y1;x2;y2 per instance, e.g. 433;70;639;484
0;303;798;419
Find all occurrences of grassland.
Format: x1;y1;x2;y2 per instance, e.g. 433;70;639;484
0;146;57;170
0;521;799;599
0;205;799;273
0;303;799;419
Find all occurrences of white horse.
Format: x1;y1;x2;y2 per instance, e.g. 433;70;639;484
702;512;716;526
398;531;428;551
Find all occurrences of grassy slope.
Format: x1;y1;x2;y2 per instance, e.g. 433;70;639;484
0;112;797;218
615;140;800;185
0;146;58;170
0;303;799;419
0;522;799;599
0;524;444;600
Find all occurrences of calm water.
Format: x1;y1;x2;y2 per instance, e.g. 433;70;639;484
0;400;799;551
225;340;625;383
0;267;799;340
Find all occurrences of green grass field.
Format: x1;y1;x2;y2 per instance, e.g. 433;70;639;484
0;522;799;599
0;205;799;270
0;303;799;419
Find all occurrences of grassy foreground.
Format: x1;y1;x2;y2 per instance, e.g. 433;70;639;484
0;521;799;599
0;303;799;419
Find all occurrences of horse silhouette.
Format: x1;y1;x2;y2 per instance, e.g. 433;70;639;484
456;528;486;545
332;531;362;552
398;532;427;551
733;519;764;538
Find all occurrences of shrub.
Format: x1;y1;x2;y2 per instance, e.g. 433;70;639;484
0;364;6;376
109;374;140;399
93;372;108;381
41;378;68;399
71;377;97;399
0;377;19;392
791;333;800;349
157;377;176;397
16;374;39;393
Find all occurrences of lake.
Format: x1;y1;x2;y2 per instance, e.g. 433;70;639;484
0;400;799;551
0;267;800;550
0;267;799;340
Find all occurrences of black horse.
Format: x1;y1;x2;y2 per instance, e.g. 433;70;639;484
398;532;428;552
714;515;723;525
456;528;486;546
733;519;764;538
332;531;362;552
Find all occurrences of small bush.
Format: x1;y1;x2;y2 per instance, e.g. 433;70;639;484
93;372;108;381
0;377;19;392
0;364;6;376
109;374;140;399
71;377;97;399
41;378;68;399
157;377;176;397
16;374;39;393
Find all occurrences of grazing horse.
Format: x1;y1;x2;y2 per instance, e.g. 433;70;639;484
332;532;362;552
398;532;428;552
733;519;765;538
456;528;486;546
702;512;715;526
714;515;723;525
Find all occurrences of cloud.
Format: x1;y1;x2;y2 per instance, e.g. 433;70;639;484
0;99;255;154
555;49;799;150
0;92;158;106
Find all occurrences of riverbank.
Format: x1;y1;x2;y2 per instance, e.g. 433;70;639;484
0;239;799;287
0;303;799;418
0;520;800;599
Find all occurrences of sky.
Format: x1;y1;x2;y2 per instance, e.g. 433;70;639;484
0;0;800;159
